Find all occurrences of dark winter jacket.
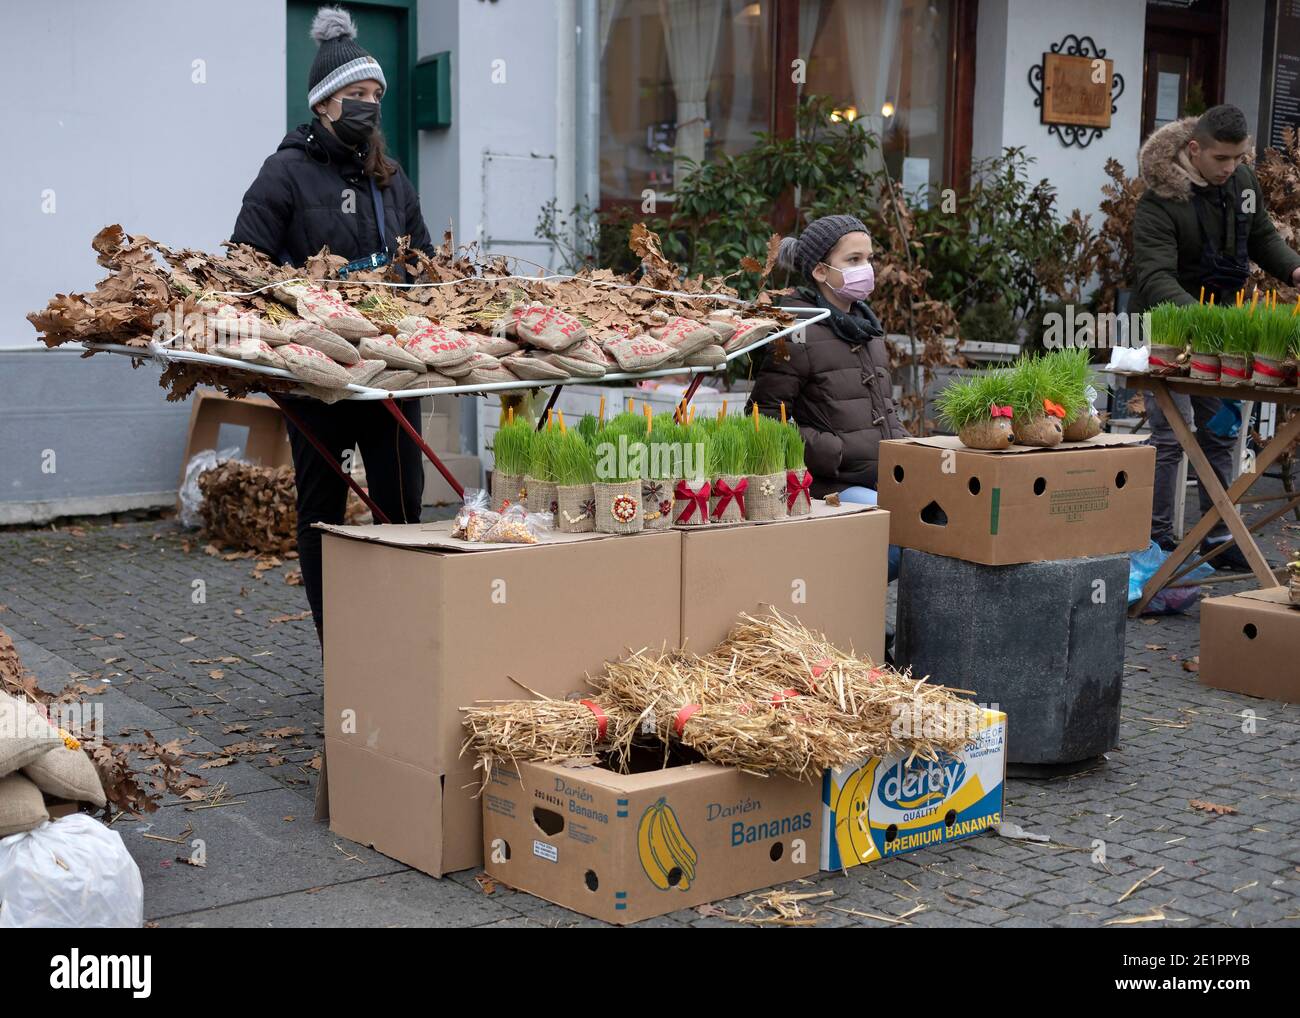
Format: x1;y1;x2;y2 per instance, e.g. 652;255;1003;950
747;289;907;498
230;123;434;267
1131;117;1300;313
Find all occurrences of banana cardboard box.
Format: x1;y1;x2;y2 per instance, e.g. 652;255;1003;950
482;760;822;924
821;709;1007;871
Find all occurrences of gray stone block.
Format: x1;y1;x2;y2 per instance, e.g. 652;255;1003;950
895;549;1129;764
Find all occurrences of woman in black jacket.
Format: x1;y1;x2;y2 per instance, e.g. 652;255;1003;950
230;6;436;643
747;214;905;580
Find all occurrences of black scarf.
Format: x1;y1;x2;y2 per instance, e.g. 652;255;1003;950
796;286;884;346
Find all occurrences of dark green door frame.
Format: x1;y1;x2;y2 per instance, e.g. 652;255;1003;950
285;0;419;184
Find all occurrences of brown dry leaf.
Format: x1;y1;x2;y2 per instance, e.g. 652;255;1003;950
1182;657;1199;673
1144;644;1166;651
1189;799;1237;816
1103;910;1169;926
199;756;235;769
270;611;312;624
222;724;250;734
223;740;277;755
309;754;322;771
474;872;500;894
265;755;285;767
208;670;224;680
285;569;303;586
1139;618;1159;626
261;726;305;739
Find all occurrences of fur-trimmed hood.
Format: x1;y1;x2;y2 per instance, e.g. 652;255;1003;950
1139;116;1255;202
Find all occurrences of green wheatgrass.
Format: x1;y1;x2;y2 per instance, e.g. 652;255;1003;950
749;413;788;475
707;415;751;476
1186;303;1224;355
576;412;601;444
1007;355;1058;420
550;429;597;486
528;425;564;483
935;368;1017;430
1148;302;1193;348
490;419;534;476
1040;348;1092;424
1219;305;1255;356
1252;306;1298;360
784;422;806;471
677;420;710;483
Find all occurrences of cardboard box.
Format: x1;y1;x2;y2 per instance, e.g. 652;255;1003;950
821;710;1006;870
1199;587;1300;701
878;434;1153;565
482;759;821;924
321;526;683;875
681;504;889;662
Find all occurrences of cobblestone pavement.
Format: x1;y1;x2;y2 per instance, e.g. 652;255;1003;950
1;484;1297;929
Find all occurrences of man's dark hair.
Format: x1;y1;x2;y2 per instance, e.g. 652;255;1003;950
1194;104;1249;145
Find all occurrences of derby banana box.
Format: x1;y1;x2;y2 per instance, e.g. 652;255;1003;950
483;760;822;924
821;710;1007;870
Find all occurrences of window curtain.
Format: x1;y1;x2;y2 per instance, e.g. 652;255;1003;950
659;0;725;187
837;0;902;170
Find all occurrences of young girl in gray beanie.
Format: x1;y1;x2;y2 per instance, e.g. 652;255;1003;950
747;214;905;580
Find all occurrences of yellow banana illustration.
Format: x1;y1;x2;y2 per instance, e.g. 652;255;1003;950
834;760;879;866
637;798;697;891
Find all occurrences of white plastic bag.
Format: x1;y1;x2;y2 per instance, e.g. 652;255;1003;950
1104;345;1149;373
178;446;242;528
0;814;144;928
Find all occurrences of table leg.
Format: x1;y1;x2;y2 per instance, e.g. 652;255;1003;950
381;397;465;501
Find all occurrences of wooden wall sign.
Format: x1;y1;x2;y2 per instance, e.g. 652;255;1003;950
1029;34;1125;149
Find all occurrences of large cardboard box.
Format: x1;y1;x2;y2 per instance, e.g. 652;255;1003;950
1199;588;1300;701
321;526;683;876
482;760;821;924
878;434;1153;565
680;504;890;663
821;710;1007;870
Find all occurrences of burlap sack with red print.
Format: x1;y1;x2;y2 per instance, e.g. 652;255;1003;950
650;316;718;356
404;323;476;369
292;285;379;340
559;336;608;365
282;320;361;365
471;331;520;357
442;351;499;379
368;368;421;391
602;332;679;371
281;343;353;388
465;360;520;386
540;351;606;378
211;305;292;346
510;304;589;351
723;317;780;353
684;344;726;368
502;350;570;380
213;336;286;370
346;358;388;387
704;309;740;343
402;370;456;390
358;334;425;371
396;315;432;335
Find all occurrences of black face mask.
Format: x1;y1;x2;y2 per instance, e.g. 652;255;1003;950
328;98;381;148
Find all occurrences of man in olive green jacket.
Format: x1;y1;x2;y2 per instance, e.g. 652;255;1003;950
1132;105;1300;567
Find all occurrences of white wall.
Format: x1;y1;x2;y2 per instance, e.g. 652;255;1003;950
1225;0;1267;143
3;0;285;349
972;0;1146;221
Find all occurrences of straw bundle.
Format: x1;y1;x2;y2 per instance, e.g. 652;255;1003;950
460;690;635;784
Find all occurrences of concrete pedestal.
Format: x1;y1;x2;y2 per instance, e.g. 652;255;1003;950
895;549;1129;764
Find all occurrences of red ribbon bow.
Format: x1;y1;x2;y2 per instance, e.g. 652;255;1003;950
786;469;813;510
1043;399;1066;419
990;403;1013;419
711;476;748;518
673;479;711;523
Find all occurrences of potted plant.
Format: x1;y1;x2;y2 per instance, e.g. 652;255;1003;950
490;416;532;509
706;415;750;522
523;414;561;517
935;368;1018;450
1047;348;1102;442
672;419;712;526
1008;355;1065;447
1251;302;1297;387
784;421;813;516
744;407;789;521
552;421;597;533
641;412;678;531
593;412;645;535
1187;302;1223;381
1218;305;1253;386
1147;302;1191;375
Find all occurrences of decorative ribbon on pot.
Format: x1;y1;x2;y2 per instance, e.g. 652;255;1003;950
1222;360;1249;379
673;479;711;522
1253;357;1288;379
711;476;748;518
1042;399;1066;419
989;403;1013;418
1148;354;1176;369
673;703;701;736
579;699;608;742
786;469;813;510
1190;359;1220;375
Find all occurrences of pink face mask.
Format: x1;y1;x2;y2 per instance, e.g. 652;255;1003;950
822;261;875;301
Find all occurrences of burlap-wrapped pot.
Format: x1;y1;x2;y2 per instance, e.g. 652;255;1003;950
1062;413;1103;443
556;483;596;533
709;474;749;523
1251;354;1292;387
673;479;712;526
491;471;524;509
1012;414;1063;448
1290;569;1300;605
641;479;675;531
522;476;559;516
786;470;813;517
1148;344;1186;375
1189;353;1221;381
593;480;644;534
958;418;1014;450
1219;353;1251;385
745;472;787;521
